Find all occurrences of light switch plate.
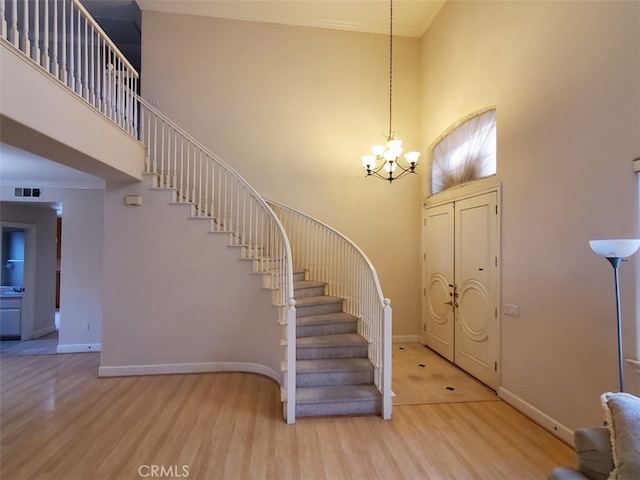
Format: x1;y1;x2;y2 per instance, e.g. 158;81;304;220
504;304;520;317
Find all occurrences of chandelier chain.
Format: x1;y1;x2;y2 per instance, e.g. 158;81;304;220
360;0;420;183
388;0;393;139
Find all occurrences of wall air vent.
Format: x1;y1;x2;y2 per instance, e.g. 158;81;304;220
14;187;41;198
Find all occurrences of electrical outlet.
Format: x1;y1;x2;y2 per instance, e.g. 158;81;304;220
83;322;90;331
504;304;520;317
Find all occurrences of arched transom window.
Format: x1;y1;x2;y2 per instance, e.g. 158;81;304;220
431;109;497;194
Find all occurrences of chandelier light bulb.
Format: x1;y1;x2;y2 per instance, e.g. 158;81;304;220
383;149;396;161
362;155;377;168
404;151;420;164
384;161;397;173
387;139;403;150
371;144;386;156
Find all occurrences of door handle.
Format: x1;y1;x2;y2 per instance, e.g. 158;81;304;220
444;301;453;306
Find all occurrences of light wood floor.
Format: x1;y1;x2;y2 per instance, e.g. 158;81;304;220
1;353;575;480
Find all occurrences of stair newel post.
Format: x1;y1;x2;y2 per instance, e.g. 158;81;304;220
382;298;392;420
286;297;297;424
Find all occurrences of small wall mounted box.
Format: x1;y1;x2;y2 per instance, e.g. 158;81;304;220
125;195;142;206
504;304;520;317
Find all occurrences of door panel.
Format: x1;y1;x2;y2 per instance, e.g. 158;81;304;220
423;191;499;390
423;203;454;361
455;193;498;389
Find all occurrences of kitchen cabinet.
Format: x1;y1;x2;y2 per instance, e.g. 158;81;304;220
0;296;21;339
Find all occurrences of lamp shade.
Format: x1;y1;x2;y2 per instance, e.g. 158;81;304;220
589;239;640;258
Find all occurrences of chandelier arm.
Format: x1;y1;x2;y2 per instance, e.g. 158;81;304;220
365;157;417;182
366;169;395;182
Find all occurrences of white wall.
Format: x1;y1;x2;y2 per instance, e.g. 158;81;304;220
140;12;424;338
100;180;282;378
57;188;105;352
0;186;104;350
421;1;640;435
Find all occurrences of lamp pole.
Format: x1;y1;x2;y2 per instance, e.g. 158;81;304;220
589;239;640;394
606;257;624;392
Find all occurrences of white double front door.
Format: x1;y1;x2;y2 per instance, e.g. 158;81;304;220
423;191;499;390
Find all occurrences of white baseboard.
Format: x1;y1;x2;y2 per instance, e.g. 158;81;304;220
98;361;282;384
33;324;56;339
57;343;102;353
498;387;574;446
393;335;422;343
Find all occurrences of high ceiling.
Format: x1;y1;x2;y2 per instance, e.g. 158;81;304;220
0;1;445;187
135;0;446;37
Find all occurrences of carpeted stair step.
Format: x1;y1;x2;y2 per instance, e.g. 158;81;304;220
297;333;368;360
296;312;357;338
296;358;374;387
295;385;381;417
295;295;343;317
294;280;326;298
293;269;306;282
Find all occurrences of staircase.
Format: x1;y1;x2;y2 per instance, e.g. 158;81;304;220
0;0;393;424
293;270;381;417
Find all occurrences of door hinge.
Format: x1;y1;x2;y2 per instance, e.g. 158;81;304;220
494;361;498;371
424;253;426;261
423;288;426;296
495;308;497;318
495;205;498;215
495;257;498;266
423;324;426;332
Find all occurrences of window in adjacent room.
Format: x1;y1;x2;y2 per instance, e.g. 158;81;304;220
431;108;497;194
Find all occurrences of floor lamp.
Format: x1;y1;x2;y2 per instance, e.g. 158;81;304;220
589;239;640;392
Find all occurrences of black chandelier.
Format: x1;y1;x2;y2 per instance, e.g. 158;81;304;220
360;0;420;183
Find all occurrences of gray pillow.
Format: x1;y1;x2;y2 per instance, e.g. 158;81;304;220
601;392;640;480
574;427;613;480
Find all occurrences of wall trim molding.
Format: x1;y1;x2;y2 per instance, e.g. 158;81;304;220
57;343;101;353
33;324;57;339
98;361;282;384
498;387;574;446
626;358;640;375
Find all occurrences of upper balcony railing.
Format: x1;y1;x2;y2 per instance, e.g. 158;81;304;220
1;0;139;136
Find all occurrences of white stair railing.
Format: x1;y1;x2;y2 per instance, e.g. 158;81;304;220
267;200;393;420
1;0;139;136
1;0;299;424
